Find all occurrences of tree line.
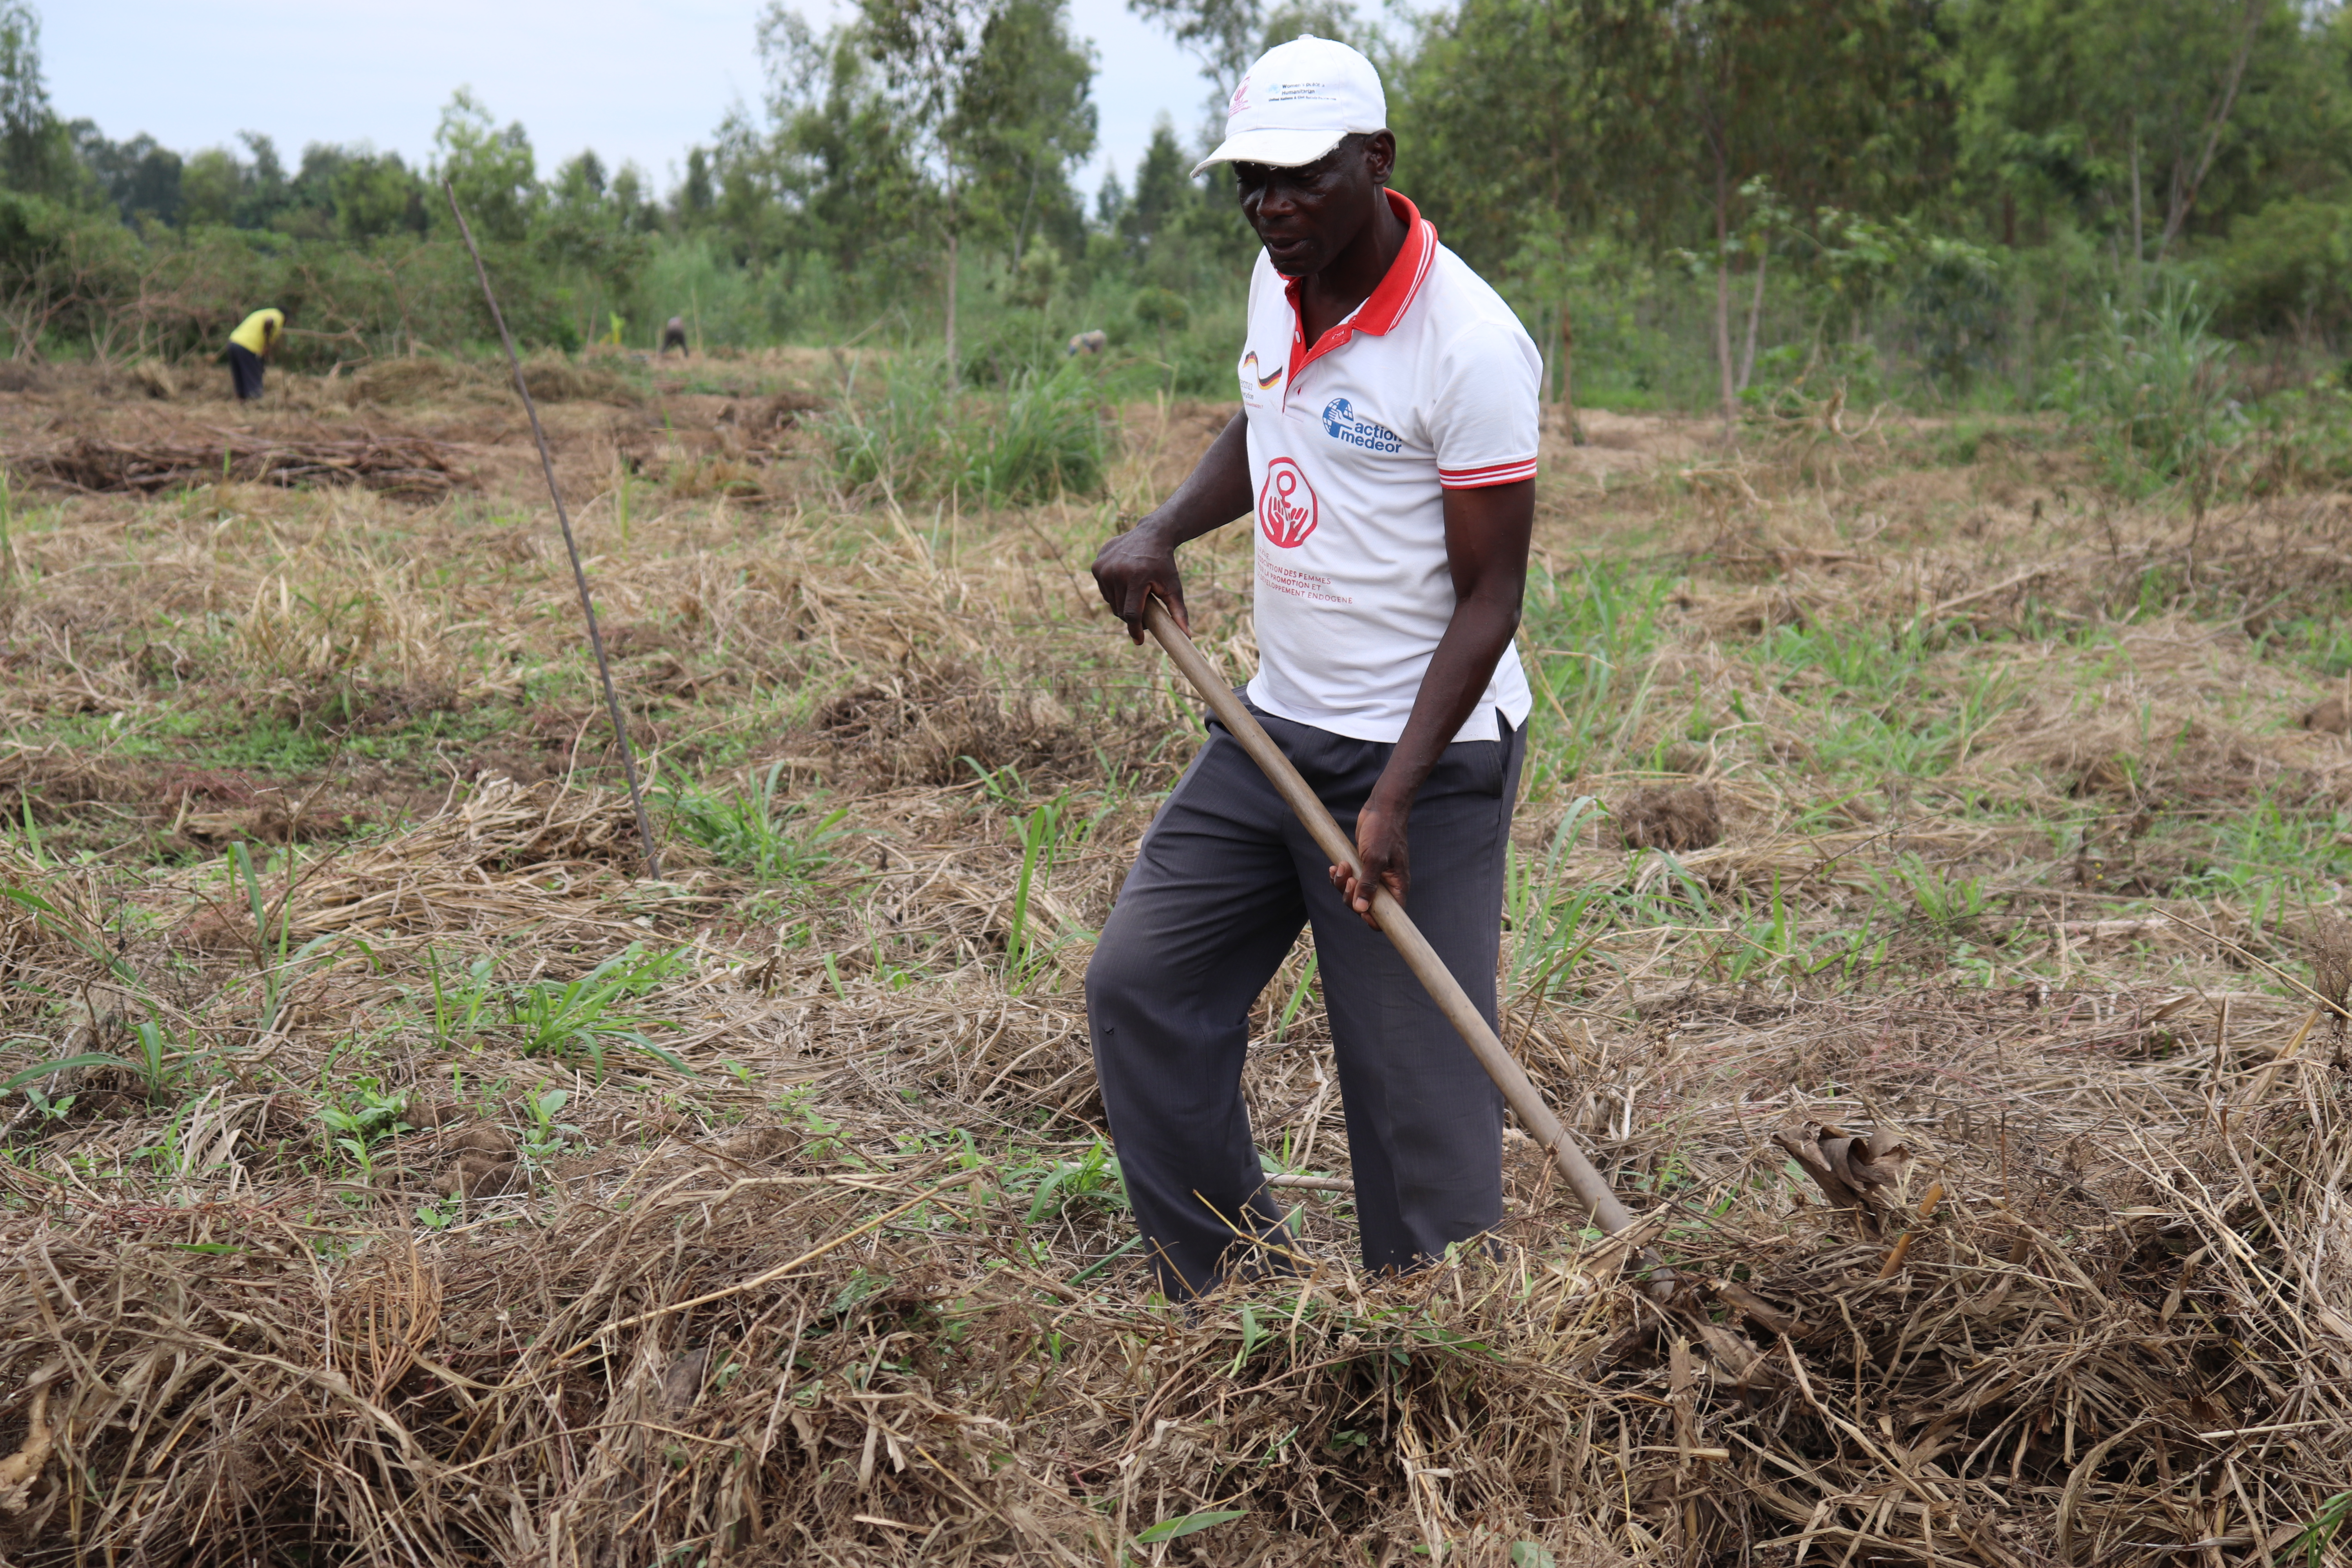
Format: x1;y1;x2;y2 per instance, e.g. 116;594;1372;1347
1;0;2348;405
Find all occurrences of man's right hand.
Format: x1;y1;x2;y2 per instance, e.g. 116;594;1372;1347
1092;519;1190;645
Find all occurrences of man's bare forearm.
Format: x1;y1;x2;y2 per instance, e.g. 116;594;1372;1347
1332;476;1532;924
1372;477;1534;815
1369;589;1522;812
1093;411;1253;639
1136;412;1252;546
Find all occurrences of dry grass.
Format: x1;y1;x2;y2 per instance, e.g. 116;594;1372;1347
5;433;473;499
2;381;2351;1565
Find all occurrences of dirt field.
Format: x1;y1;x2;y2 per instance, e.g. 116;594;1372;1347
3;357;2350;1566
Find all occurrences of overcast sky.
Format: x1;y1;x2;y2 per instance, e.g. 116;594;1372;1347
42;0;1215;203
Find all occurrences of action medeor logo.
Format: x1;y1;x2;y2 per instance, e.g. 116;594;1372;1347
1257;457;1318;548
1320;397;1402;454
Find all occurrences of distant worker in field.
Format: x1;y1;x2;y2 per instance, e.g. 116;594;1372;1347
661;315;690;355
1087;37;1541;1299
1066;328;1108;357
226;307;285;401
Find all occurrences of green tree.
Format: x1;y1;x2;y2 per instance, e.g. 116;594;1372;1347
433;88;537;242
180;147;241;227
747;6;932;305
955;0;1098;270
233;132;289;229
273;143;425;242
1119;119;1193;267
335;151;428;242
1100;117;1251;294
609;160;653;229
1400;0;1955;423
540;147;655;335
1392;0;1618;402
676;146;716;228
857;0;999;377
0;1;71;197
72;128;183;225
1954;0;2337;261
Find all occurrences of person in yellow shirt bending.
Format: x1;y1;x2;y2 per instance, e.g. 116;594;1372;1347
227;308;285;401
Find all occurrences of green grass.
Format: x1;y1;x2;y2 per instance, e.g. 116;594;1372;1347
660;762;852;887
2253;606;2352;677
2181;793;2352;901
509;945;694;1080
818;357;1112;505
1517;561;1676;791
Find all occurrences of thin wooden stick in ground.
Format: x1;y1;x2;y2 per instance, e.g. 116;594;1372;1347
441;180;664;881
1140;595;1637;1241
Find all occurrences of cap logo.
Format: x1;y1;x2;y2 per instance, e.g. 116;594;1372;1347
1257;457;1319;548
1193;37;1386;178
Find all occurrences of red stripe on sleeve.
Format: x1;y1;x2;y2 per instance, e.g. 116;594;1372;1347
1439;458;1538;488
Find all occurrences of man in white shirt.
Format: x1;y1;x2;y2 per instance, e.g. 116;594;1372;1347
1087;36;1542;1299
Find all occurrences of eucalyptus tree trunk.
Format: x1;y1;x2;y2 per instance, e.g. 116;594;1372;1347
1713;157;1737;433
1739;240;1768;392
2158;0;2262;261
1559;295;1586;447
944;227;960;387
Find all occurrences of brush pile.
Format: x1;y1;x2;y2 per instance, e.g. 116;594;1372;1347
4;772;2351;1563
5;434;473;499
270;775;658;942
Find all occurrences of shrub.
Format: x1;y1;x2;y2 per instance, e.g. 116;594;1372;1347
0;191;143;359
957;308;1062;388
966;361;1110;501
819;355;1108;505
2210;196;2352;341
2048;282;2243;499
0;190;584;365
1132;286;1189;363
1901;236;2006;391
2227;381;2352;495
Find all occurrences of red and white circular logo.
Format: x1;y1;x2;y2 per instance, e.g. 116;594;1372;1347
1257;457;1318;548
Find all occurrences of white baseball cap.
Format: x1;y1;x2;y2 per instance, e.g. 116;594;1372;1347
1191;36;1387;177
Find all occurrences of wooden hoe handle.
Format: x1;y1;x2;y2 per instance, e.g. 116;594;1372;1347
1140;597;1637;1240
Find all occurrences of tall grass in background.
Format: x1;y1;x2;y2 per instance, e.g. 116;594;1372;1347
637;236;764;350
1516;561;1675;796
631;235;872;351
818;356;1111;505
2049;283;2245;500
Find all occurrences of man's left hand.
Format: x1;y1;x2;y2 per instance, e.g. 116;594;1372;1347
1331;793;1410;929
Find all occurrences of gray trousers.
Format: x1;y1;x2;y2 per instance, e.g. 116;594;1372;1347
1085;696;1525;1298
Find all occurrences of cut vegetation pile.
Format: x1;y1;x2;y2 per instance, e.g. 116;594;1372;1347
5;853;2351;1564
3;382;2352;1564
341;354;641;410
6;433;474;499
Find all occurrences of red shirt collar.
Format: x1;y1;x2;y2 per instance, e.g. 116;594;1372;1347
1284;190;1436;389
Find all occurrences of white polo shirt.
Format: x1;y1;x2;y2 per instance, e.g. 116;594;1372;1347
1237;189;1539;745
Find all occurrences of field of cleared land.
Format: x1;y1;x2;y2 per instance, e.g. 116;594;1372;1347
2;353;2351;1566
